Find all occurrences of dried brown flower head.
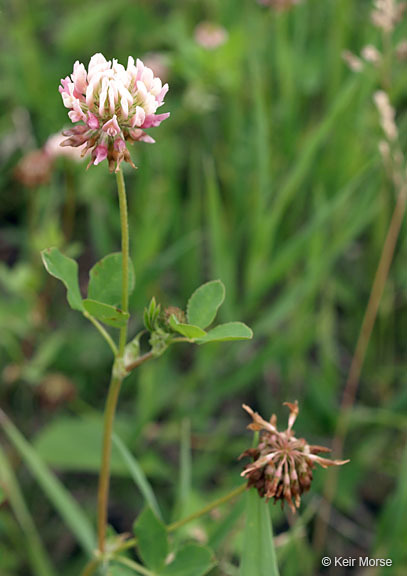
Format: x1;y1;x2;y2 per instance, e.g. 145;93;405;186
239;402;349;513
14;149;53;188
163;306;186;329
36;373;76;409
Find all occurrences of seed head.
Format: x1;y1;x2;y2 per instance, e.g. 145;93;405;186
361;45;382;65
239;402;349;513
342;50;364;73
371;0;405;32
59;53;169;172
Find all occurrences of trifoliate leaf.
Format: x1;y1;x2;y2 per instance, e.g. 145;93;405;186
197;322;253;344
83;299;129;328
187;280;225;329
87;252;135;307
41;247;84;312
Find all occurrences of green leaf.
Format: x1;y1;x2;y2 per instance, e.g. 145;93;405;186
83;299;129;328
169;315;207;339
113;434;162;520
197;322;253;344
240;490;279;576
109;564;136;576
0;486;4;505
0;410;95;555
161;544;215;576
144;297;161;332
87;252;135;306
376;444;407;568
41;248;84;311
187;280;225;329
133;507;168;572
33;416;132;476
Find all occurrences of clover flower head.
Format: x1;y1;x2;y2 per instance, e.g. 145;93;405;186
194;22;229;50
239;402;349;513
45;131;87;162
257;0;302;10
59;53;170;172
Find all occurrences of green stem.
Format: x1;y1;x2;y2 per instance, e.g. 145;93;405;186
80;559;100;576
125;351;154;373
116;168;129;357
84;312;118;356
116;556;154;576
97;373;122;553
167;484;246;533
118;484;246;553
97;169;130;555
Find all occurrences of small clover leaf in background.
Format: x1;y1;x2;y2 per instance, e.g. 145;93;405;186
133;507;168;572
41;248;84;312
83;299;129;328
197;322;253;344
161;544;215;576
187;280;225;329
133;507;215;576
87;252;135;307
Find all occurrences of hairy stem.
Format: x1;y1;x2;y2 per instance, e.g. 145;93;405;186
97;373;122;553
97;169;130;554
116;556;154;576
84;312;118;356
117;168;129;357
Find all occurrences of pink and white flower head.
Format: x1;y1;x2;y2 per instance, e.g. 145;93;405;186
194;22;228;50
257;0;302;9
59;53;170;172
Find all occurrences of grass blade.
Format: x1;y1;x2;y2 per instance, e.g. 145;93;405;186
0;445;56;576
240;489;280;576
0;409;96;555
113;433;162;520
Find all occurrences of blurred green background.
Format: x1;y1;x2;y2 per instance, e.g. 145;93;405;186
0;0;406;574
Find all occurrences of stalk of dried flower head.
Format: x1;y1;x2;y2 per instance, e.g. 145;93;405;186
373;90;398;141
396;40;407;60
239;403;349;513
